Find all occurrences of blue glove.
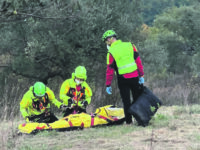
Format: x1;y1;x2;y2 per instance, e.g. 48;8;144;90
106;86;112;95
139;77;144;84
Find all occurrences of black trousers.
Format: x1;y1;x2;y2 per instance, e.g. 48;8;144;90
29;112;58;123
63;107;86;117
117;77;143;124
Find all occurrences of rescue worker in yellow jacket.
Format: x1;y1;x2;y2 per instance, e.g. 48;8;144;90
102;30;144;124
20;82;65;123
59;66;93;117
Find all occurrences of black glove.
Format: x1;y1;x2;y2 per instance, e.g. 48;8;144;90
60;104;67;111
68;98;73;107
81;101;88;107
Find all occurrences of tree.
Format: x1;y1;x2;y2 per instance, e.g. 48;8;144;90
141;0;196;25
0;0;143;82
147;4;200;73
0;0;143;112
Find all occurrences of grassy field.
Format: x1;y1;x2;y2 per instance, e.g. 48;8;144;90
0;105;200;150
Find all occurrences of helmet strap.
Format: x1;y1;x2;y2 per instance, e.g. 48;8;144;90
33;87;36;96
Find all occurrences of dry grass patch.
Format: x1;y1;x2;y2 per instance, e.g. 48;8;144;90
1;105;200;150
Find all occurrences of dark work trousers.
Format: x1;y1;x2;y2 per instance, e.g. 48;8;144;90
29;112;58;123
117;76;143;124
63;107;86;117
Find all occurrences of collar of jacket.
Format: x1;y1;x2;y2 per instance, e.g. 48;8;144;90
111;40;122;48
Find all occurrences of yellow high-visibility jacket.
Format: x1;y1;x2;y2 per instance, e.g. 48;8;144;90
59;78;92;108
108;40;137;75
20;86;62;119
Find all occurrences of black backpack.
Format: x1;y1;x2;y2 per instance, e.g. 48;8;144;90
128;86;162;126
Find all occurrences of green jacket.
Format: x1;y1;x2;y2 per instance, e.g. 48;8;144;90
20;86;62;119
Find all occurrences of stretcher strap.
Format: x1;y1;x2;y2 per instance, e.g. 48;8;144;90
112;117;119;121
36;125;46;130
91;114;95;126
46;123;52;129
81;122;84;128
97;115;113;123
68;120;73;127
91;118;94;126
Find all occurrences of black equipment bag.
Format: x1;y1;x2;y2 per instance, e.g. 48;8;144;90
128;86;162;127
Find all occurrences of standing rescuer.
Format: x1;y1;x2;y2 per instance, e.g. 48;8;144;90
59;66;92;117
20;82;65;123
102;30;145;124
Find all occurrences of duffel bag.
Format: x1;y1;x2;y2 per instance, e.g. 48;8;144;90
128;86;162;126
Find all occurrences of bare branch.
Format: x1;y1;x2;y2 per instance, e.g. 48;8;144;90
15;11;76;19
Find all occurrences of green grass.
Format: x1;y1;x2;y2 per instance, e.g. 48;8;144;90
149;113;171;128
194;134;200;141
1;105;200;150
173;104;200;116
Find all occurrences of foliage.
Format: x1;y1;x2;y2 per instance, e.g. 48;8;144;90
1;0;200;115
141;0;197;25
139;4;200;75
138;32;168;76
0;0;143;113
0;0;143;84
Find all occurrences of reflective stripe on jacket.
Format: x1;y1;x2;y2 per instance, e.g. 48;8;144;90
59;78;92;108
106;41;144;86
108;40;137;75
